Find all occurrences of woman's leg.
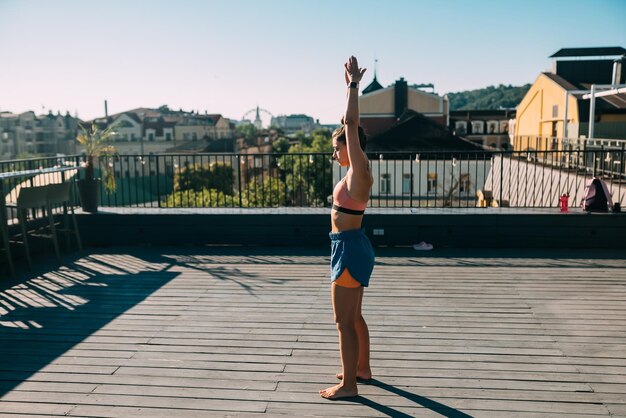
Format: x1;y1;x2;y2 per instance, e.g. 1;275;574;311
319;281;361;399
337;286;372;381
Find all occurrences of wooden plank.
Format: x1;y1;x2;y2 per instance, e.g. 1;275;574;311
0;373;277;391
1;392;268;413
0;401;73;415
68;405;271;417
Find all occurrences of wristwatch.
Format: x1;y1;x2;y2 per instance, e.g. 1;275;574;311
348;81;358;89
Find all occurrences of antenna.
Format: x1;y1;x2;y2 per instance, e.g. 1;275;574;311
373;52;378;81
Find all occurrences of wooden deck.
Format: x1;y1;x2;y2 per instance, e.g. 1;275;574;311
1;247;626;417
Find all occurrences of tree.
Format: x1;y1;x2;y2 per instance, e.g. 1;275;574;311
439;162;472;207
272;137;291;154
164;188;235;208
242;177;287;207
447;84;531;110
236;123;257;142
277;129;333;206
174;162;234;195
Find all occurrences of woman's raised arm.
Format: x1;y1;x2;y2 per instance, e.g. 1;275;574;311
343;56;371;192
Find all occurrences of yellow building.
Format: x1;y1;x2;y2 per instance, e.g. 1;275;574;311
514;47;626;152
514;72;582;151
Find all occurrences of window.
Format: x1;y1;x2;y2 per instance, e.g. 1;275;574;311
551;136;559;150
454;121;467;135
471;121;484;134
402;174;413;194
552;105;559;118
427;173;437;193
551;122;558;140
487;121;498;134
380;173;391;194
148;133;154;141
165;132;172;141
460;174;470;193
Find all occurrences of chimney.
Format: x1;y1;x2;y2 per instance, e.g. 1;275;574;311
612;58;623;86
104;100;109;119
394;77;408;118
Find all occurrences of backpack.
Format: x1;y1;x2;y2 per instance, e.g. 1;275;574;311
581;177;613;212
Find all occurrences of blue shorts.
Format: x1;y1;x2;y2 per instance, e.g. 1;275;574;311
329;228;375;287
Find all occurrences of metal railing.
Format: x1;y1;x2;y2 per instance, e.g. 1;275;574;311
0;155;82;205
2;147;625;209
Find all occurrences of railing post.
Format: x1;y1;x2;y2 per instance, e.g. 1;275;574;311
156;156;161;208
27;159;34;187
613;142;626;204
409;154;413;207
498;151;502;207
237;154;243;208
600;144;605;177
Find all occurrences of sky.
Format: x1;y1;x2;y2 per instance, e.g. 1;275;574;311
1;0;625;126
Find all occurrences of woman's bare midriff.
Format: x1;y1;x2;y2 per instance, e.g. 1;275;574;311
331;209;363;233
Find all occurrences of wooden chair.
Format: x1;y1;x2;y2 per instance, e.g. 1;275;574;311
46;182;82;252
13;185;60;269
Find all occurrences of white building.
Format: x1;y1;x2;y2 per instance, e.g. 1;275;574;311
334;158;491;207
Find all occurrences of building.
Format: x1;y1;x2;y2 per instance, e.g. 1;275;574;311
270;114;318;135
514;46;626;152
343;71;486;206
359;73;448;137
449;109;515;149
89;107;235;156
0;111;34;159
0;110;79;159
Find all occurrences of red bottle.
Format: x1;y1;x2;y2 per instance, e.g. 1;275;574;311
559;193;569;212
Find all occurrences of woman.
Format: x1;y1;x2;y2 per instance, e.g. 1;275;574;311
319;56;375;400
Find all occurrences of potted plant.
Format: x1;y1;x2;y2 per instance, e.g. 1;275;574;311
75;122;118;212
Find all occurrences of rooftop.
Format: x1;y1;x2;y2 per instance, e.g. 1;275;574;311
1;246;626;416
549;47;626;58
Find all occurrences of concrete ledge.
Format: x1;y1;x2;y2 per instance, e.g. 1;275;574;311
76;207;626;249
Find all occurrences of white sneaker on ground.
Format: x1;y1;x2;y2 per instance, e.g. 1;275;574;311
413;241;434;251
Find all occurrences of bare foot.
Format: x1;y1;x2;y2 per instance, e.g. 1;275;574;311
319;383;358;400
336;370;372;381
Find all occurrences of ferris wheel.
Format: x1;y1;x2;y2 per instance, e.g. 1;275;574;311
241;106;273;128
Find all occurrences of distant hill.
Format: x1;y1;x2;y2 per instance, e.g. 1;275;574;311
447;84;531;111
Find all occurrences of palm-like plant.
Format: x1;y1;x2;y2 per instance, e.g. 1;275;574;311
76;122;118;192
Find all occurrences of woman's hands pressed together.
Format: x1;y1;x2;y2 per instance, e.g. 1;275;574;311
344;56;366;85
